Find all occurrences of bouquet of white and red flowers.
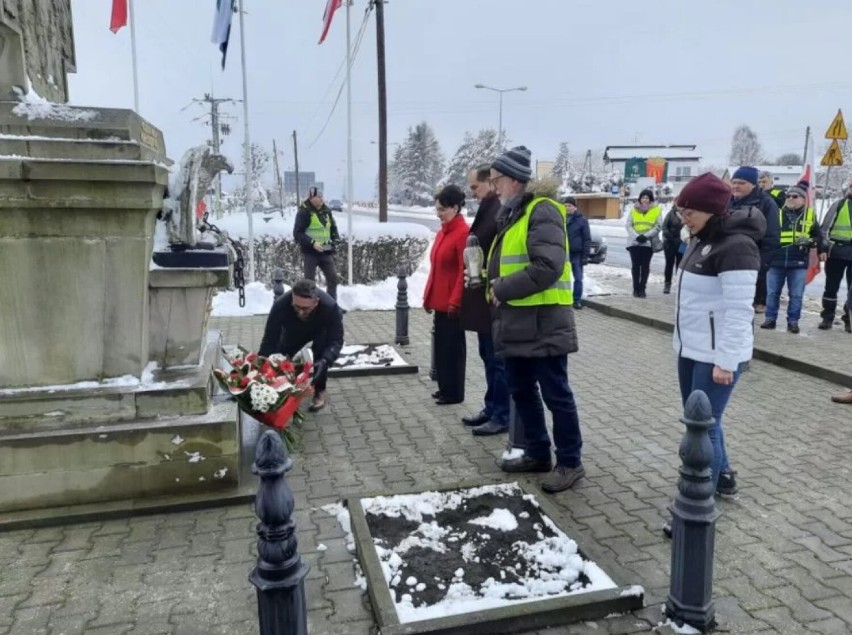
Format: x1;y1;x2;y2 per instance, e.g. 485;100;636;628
214;348;314;436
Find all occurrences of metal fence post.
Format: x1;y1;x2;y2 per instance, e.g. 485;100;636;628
666;389;719;633
272;267;286;301
248;430;309;635
395;267;410;346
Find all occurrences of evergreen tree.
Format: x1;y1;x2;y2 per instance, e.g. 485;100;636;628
443;128;501;187
552;142;573;183
394;122;445;206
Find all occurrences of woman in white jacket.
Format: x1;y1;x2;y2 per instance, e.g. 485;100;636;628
673;173;765;495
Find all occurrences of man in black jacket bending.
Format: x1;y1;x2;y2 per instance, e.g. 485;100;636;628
259;279;344;412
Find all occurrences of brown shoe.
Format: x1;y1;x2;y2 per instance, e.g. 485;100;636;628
831;390;852;404
541;464;586;493
308;391;327;412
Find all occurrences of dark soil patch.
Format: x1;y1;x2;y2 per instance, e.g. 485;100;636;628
365;485;597;610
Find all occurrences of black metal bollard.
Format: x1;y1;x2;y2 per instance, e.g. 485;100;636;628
395;267;410;346
248;430;309;635
666;389;720;633
272;268;286;301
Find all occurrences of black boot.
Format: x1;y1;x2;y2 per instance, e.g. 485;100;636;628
663;282;671;294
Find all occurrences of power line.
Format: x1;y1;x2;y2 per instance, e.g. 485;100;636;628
304;3;373;150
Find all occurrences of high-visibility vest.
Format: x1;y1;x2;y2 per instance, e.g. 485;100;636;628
779;206;815;245
631;205;662;234
770;188;784;199
306;210;332;244
491;197;573;307
830;201;852;241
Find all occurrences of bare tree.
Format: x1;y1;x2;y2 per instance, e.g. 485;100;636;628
729;125;763;165
774;153;803;166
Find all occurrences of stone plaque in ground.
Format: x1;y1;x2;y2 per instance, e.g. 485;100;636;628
348;482;644;635
329;344;418;378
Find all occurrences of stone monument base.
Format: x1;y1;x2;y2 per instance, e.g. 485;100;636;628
0;332;239;514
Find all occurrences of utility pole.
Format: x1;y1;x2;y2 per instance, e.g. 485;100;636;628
374;0;388;223
194;93;236;218
292;130;301;203
272;138;285;214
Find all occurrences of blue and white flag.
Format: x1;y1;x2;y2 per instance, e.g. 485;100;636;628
211;0;236;69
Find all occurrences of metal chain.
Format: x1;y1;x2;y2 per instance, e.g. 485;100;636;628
198;212;247;308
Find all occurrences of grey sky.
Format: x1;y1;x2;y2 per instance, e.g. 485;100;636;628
68;0;852;199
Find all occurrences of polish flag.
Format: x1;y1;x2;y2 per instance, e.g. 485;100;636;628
110;0;128;33
800;136;821;285
318;0;343;45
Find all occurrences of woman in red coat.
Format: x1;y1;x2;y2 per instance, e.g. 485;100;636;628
423;185;469;404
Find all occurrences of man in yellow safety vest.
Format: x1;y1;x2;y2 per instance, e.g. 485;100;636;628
486;145;585;493
293;186;340;299
818;179;852;335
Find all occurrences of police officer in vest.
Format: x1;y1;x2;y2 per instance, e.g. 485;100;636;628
760;183;822;333
293;187;340;300
487;146;585;493
818;179;852;332
759;171;787;209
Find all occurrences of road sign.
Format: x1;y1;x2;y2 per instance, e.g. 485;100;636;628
821;139;844;167
825;109;848;140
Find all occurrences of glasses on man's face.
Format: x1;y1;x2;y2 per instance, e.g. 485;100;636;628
787;194;802;199
490;175;505;187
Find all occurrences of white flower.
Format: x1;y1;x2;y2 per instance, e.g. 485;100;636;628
249;382;278;413
268;354;286;364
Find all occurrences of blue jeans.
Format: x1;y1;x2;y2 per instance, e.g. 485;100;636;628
570;254;584;304
766;266;807;322
677;356;741;488
505;355;583;468
478;333;510;425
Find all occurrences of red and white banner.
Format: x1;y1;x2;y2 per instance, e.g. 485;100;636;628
110;0;128;33
318;0;342;45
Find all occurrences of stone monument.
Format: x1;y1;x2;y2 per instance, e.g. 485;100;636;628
0;0;241;516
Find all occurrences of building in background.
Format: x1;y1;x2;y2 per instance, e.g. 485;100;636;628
535;160;555;180
722;165;802;187
284;171;324;199
604;145;701;194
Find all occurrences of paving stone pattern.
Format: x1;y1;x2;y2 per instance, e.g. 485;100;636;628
1;307;851;634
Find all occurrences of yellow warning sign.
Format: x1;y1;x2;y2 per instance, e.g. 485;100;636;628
825;109;848;140
821;139;844;167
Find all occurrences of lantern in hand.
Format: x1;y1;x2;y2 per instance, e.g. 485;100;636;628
463;234;484;289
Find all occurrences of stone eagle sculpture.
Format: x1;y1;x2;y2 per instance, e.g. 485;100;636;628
162;145;234;247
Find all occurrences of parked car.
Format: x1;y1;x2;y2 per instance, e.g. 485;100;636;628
328;199;343;211
587;229;607;264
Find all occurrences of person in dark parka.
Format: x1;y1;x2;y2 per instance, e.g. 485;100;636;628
459;165;511;436
729;166;780;312
487;146;585;494
563;196;591;308
293;187;340;299
259;279;344;412
661;204;686;294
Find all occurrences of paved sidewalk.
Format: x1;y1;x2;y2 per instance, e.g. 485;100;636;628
584;271;852;388
1;308;851;634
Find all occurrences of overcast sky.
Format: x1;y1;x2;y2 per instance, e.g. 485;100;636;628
68;0;852;199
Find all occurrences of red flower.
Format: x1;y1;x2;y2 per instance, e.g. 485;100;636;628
281;360;295;374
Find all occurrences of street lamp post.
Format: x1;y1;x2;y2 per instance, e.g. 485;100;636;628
474;84;527;150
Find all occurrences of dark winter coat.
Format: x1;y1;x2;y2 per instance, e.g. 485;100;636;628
566;211;591;260
258;290;344;365
662;208;685;247
769;205;824;269
487;192;579;358
461;193;501;333
293;202;340;254
674;209;764;372
423;213;468;314
820;195;852;262
729;187;780;264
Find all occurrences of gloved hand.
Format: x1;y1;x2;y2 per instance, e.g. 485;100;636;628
795;237;812;247
636;234;648;244
312;359;328;382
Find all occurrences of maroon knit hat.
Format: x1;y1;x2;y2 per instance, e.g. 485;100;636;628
676;173;731;217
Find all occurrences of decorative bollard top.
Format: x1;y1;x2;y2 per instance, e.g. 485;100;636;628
677;388;717;504
682;390;713;425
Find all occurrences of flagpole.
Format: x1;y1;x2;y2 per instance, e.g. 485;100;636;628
129;0;140;111
238;0;255;282
345;0;354;286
